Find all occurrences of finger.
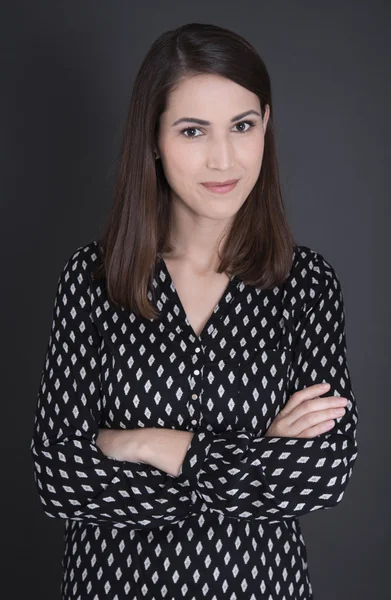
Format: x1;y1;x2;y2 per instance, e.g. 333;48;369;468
296;420;336;438
287;397;347;427
289;406;345;436
280;383;330;417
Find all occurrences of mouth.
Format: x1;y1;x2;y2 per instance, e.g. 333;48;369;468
201;179;239;194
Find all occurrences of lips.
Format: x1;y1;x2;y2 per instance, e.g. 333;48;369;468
201;179;239;194
202;179;239;187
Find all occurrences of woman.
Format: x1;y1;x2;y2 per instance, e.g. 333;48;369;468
30;22;359;599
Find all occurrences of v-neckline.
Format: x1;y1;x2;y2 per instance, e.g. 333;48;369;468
158;256;239;341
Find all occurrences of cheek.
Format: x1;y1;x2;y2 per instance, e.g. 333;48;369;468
241;135;264;166
242;143;265;185
162;151;202;195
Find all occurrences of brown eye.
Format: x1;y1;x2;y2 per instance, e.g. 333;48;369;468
234;120;255;133
180;120;255;139
180;127;202;138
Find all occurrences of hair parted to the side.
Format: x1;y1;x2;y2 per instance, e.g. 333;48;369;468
92;22;297;320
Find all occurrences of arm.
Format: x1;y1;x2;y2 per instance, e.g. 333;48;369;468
171;249;359;522
97;426;194;477
30;244;195;529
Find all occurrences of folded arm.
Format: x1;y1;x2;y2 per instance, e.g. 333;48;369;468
30;244;195;529
172;250;359;522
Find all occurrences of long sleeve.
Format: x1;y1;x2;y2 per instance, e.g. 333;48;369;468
30;246;194;529
177;249;359;522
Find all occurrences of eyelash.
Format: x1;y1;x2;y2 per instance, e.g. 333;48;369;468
180;120;256;139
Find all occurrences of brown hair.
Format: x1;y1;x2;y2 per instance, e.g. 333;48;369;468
92;22;296;319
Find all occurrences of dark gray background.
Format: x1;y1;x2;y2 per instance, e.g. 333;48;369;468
2;1;389;598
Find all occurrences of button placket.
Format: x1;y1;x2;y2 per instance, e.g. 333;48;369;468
189;345;204;426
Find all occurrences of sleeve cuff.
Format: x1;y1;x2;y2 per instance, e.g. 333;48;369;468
177;426;214;487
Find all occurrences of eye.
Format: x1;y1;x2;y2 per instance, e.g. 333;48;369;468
233;120;256;133
180;120;256;139
180;127;202;139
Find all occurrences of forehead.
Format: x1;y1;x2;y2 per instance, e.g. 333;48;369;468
163;74;260;119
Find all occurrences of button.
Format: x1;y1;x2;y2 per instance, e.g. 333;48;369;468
191;394;198;400
191;419;198;425
195;347;201;353
194;370;200;375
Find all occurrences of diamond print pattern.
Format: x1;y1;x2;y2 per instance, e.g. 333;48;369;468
30;241;358;599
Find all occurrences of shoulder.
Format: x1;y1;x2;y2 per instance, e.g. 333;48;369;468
292;244;338;278
63;239;101;268
290;244;343;305
57;240;102;286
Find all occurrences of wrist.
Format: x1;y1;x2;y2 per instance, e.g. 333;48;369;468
130;428;150;463
119;428;148;463
138;428;194;477
136;427;155;464
97;427;151;463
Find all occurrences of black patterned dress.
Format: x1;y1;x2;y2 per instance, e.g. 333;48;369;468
30;240;359;599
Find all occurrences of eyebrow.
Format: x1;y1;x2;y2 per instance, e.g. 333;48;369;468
171;109;261;127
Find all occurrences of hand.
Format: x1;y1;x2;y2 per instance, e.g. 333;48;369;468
96;428;145;462
265;383;349;439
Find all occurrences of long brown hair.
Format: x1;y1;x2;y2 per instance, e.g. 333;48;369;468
92;22;296;319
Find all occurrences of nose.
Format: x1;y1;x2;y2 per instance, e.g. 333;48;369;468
206;137;235;170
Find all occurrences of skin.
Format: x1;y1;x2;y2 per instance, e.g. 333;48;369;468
156;72;269;271
96;75;348;477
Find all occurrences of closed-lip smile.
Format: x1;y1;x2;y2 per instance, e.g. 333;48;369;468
201;179;239;186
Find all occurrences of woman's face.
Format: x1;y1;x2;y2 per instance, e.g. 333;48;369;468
157;73;269;221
